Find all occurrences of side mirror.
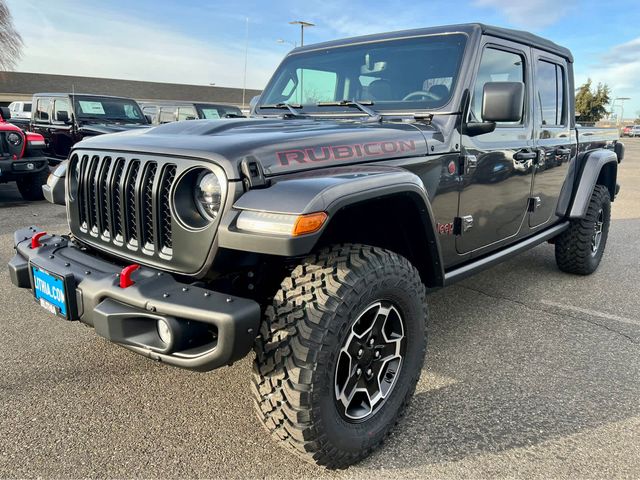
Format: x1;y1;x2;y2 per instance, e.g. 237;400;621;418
0;106;11;120
185;115;197;120
144;114;153;124
56;110;70;123
481;81;524;122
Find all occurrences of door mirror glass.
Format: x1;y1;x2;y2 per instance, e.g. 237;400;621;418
481;82;524;122
56;110;70;123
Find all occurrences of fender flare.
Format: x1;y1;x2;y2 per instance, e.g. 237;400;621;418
567;148;618;219
217;165;444;283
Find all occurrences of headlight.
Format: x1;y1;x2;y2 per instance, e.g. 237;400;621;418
7;132;22;146
173;167;225;230
194;172;221;220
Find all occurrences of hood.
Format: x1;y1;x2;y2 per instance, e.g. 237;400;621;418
78;122;151;135
74;118;433;180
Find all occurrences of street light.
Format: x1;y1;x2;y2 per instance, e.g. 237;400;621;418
289;20;314;46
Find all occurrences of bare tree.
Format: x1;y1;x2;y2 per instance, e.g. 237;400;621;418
0;0;23;71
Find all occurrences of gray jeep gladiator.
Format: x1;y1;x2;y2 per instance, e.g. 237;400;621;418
8;23;623;468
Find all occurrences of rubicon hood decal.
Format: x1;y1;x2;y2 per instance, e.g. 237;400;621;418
276;140;417;166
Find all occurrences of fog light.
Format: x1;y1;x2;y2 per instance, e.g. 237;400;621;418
157;319;173;345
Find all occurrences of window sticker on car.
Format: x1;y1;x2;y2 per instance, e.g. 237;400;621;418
201;108;221;119
78;101;105;115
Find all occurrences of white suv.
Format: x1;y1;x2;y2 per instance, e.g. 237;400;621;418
8;101;32;119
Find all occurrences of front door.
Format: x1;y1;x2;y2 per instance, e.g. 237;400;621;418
529;50;574;228
457;39;535;254
49;97;74;159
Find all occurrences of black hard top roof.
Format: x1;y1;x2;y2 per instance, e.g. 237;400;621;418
293;23;573;63
34;93;138;100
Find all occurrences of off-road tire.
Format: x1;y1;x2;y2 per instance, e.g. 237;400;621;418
16;169;49;201
252;244;427;469
555;184;611;275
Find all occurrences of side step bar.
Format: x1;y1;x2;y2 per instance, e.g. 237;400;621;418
443;222;569;286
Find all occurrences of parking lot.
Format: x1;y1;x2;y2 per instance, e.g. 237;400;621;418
0;140;639;479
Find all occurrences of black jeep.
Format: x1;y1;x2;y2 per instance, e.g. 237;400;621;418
26;93;150;162
8;23;623;468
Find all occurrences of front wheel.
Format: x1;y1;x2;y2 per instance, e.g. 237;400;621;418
252;244;427;468
16;169;49;201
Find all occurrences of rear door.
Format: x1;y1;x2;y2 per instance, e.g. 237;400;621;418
529;51;574;228
457;38;535;254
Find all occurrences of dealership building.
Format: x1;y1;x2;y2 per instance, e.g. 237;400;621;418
0;71;261;108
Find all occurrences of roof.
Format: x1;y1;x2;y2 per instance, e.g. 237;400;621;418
35;93;140;100
293;23;573;63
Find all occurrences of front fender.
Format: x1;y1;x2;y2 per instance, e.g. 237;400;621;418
218;165;443;278
568;149;618;218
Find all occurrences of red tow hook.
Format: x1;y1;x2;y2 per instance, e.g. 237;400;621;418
31;232;47;249
119;264;140;288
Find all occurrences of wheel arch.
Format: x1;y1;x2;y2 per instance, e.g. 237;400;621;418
218;166;444;287
567;148;618;219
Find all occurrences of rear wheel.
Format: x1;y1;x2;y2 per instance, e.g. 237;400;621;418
252;244;427;468
555;184;611;275
16;169;49;201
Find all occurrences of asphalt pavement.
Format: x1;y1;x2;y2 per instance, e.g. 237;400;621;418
1;140;639;479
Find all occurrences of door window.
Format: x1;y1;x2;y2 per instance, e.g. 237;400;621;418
53;99;71;122
35;98;51;122
536;60;565;126
177;106;197;121
158;107;177;123
471;47;525;124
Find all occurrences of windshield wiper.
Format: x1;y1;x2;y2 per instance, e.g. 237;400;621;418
316;100;381;121
260;103;305;117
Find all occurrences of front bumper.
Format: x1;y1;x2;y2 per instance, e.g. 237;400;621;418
0;156;48;182
8;226;261;371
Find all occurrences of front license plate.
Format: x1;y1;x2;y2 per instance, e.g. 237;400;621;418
32;265;68;318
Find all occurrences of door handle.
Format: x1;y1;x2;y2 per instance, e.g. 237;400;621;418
555;147;572;155
513;151;537;161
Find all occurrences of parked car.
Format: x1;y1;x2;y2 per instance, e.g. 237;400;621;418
9;23;623;468
7;101;32;119
0;107;49;200
13;93;150;163
140;101;244;124
621;125;634;136
628;125;640;137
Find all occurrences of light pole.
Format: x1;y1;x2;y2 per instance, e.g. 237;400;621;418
289;20;314;46
242;17;249;110
614;97;630;128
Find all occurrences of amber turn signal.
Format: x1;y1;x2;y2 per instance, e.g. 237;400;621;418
292;212;328;236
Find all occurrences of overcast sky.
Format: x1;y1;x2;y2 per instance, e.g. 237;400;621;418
6;0;640;118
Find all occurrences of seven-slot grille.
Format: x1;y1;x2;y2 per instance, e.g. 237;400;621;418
71;153;177;256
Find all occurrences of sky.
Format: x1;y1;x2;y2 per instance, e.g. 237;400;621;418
6;0;640;118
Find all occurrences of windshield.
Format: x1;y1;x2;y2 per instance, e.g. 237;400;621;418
195;104;243;119
72;96;147;123
258;33;467;115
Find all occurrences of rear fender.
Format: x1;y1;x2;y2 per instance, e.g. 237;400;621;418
567;149;618;218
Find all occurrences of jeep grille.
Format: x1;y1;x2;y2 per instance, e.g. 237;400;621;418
73;153;176;255
67;150;225;274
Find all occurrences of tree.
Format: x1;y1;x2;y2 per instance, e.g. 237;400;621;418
0;0;23;71
575;79;611;123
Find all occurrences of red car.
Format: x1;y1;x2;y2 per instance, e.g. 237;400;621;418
622;125;634;137
0;106;49;200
